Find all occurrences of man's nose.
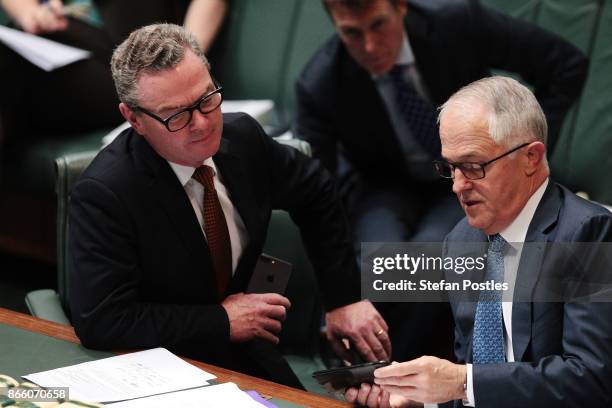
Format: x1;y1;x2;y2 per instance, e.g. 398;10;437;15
190;108;210;129
363;32;378;54
452;168;472;195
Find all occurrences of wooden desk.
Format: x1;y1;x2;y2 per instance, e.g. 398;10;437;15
0;307;349;407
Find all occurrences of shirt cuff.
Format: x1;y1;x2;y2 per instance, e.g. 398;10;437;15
463;363;475;406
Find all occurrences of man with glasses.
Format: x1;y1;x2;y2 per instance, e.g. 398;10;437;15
345;76;612;407
295;0;587;362
68;23;390;388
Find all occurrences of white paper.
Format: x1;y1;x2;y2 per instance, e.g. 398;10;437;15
222;99;275;126
101;99;276;147
24;348;216;403
106;383;265;408
0;25;91;71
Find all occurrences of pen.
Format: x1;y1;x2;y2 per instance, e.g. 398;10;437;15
40;0;91;19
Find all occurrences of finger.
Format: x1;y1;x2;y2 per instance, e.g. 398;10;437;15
261;317;282;334
375;375;417;387
328;336;355;362
366;384;382;407
368;303;389;332
379;384;417;400
351;332;380;362
260;293;291;309
36;6;65;32
356;383;372;407
48;0;65;14
255;326;280;344
378;331;392;358
364;329;390;361
380;389;392;408
345;387;358;403
375;360;418;378
264;304;287;321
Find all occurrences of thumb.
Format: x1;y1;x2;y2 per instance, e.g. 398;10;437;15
48;0;65;15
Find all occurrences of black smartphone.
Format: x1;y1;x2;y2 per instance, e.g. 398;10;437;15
312;361;391;392
246;253;292;295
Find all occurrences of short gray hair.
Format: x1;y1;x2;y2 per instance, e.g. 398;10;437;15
438;76;548;148
110;23;210;109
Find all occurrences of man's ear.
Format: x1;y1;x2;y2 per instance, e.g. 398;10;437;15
119;102;145;134
398;0;407;18
524;141;546;176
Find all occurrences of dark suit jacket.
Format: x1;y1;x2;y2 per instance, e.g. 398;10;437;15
444;182;612;407
68;113;359;378
296;0;588;181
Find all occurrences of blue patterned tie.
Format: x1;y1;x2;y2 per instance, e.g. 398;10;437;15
388;65;441;158
472;234;507;364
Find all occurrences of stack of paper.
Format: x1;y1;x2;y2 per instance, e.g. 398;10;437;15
23;348;275;407
0;25;91;71
106;383;266;408
23;348;215;404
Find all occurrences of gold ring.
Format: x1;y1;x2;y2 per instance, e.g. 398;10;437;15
375;328;384;336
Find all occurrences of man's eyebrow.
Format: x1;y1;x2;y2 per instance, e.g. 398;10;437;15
157;83;216;113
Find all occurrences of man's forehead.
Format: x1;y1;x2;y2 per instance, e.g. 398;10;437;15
135;53;212;111
441;116;497;160
331;0;397;22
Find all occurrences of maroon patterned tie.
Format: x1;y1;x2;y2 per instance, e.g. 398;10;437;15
192;165;232;296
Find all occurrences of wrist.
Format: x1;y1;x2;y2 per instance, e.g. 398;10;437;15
455;364;467;400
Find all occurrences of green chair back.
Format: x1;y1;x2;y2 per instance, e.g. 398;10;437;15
481;0;612;203
208;1;334;126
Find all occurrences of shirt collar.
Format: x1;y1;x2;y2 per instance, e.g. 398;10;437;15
397;31;415;65
168;157;217;187
499;178;549;245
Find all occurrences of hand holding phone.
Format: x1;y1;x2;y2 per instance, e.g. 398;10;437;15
312;361;391;392
246;254;292;295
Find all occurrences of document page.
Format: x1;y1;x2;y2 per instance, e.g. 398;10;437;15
0;25;91;71
23;348;216;403
106;383;266;408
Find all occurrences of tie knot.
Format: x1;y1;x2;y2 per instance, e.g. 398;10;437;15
192;165;215;189
389;64;408;81
488;234;507;254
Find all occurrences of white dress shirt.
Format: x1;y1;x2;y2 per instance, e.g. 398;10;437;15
168;158;248;274
464;178;549;406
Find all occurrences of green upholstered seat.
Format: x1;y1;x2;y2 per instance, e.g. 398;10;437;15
2;130;109;195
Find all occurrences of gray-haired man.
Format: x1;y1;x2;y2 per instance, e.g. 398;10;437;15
346;77;612;407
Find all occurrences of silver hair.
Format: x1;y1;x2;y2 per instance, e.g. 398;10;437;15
438;76;548;148
110;23;210;109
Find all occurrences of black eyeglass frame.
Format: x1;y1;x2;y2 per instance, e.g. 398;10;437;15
434;142;532;180
135;85;224;132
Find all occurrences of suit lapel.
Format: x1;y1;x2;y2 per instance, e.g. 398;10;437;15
512;182;561;361
213;138;262;293
131;133;216;294
405;9;450;105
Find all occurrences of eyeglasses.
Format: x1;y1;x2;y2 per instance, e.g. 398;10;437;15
135;86;224;132
433;142;531;180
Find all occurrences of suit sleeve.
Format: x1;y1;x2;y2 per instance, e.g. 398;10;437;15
251;117;360;311
465;0;588;152
472;214;612;407
69;177;230;351
294;66;339;174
